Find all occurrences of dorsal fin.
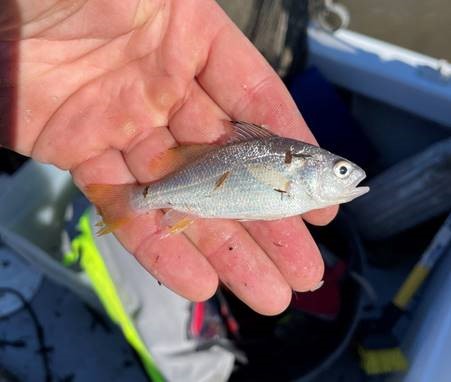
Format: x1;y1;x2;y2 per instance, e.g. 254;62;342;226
223;120;277;143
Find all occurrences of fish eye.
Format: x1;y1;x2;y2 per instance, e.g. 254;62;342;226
333;160;352;178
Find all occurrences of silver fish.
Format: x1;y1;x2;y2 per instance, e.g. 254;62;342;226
87;121;369;234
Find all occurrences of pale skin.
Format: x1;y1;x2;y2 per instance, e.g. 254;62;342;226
2;0;338;315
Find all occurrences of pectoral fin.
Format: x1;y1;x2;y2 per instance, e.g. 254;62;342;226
246;164;291;193
149;144;216;177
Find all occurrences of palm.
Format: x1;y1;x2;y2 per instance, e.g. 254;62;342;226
9;0;337;315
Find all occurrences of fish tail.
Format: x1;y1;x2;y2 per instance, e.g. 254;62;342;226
85;183;136;235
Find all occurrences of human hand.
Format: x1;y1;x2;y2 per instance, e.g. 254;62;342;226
2;0;337;315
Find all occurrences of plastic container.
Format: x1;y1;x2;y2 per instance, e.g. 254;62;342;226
0;160;100;310
387;246;451;382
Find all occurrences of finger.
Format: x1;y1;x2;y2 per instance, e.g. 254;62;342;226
303;205;339;226
243;217;324;292
124;124;178;181
72;148;218;301
185;219;293;316
71;148;135;185
169;81;228;143
196;2;314;142
124;86;225;181
195;4;336;226
134;226;219;301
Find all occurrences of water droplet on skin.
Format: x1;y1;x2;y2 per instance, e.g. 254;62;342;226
24;109;33;123
122;121;137;136
158;92;171;108
273;240;287;248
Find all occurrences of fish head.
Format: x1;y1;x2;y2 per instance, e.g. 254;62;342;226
296;148;369;206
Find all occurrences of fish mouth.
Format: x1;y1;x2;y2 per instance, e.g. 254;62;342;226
317;170;370;205
345;185;370;199
340;176;370;202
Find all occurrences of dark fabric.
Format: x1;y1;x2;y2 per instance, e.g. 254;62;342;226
217;0;309;77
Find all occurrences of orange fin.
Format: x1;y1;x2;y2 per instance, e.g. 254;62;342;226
159;209;197;237
85;183;136;235
149;144;216;177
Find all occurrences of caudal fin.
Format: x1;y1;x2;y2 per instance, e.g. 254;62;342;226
85;183;136;235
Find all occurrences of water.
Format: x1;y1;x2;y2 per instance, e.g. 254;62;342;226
341;0;451;61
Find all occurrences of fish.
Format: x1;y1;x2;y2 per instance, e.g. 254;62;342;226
86;121;369;235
